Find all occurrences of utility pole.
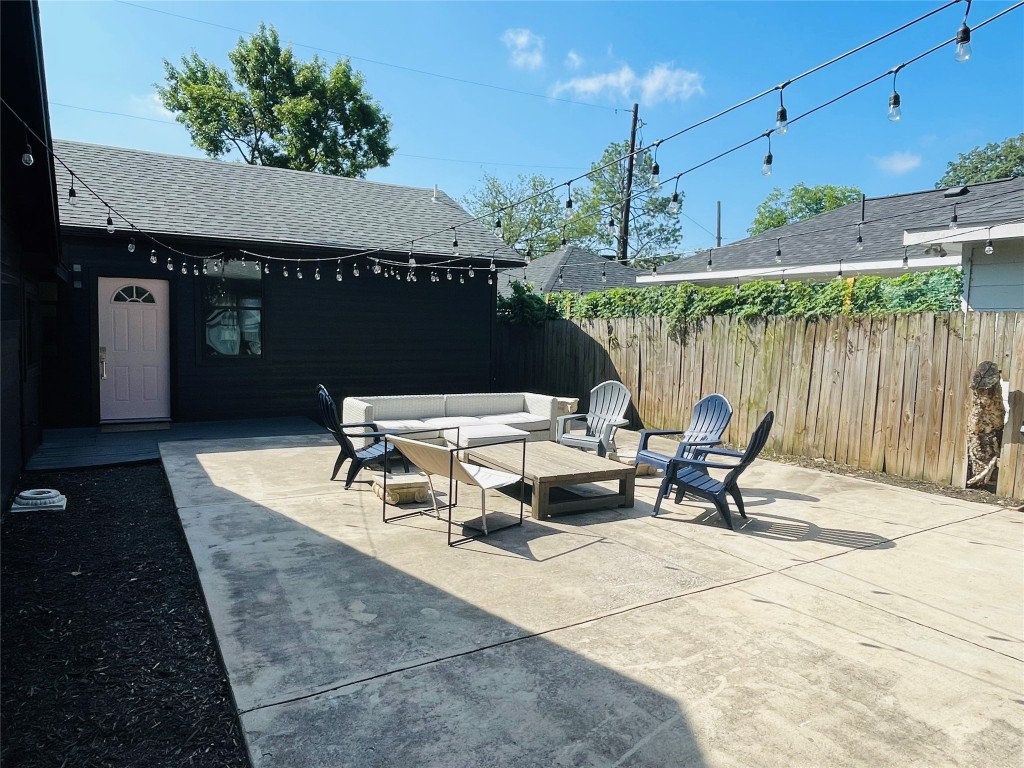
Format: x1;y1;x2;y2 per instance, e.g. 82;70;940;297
617;103;639;264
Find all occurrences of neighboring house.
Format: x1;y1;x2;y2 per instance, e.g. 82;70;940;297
639;177;1024;311
498;245;645;297
1;0;65;504
50;140;521;427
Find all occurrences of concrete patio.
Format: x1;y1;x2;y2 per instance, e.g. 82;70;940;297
158;431;1023;767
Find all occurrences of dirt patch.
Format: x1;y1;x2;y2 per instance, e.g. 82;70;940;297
765;451;1023;509
1;463;250;767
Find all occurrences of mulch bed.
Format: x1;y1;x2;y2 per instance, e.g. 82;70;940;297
1;463;250;767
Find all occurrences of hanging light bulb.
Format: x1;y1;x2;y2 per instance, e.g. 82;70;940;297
193;264;199;276
565;182;573;218
21;142;34;167
459;274;465;284
487;274;493;285
949;204;959;230
780;277;787;290
352;262;360;277
494;215;503;239
452;228;459;256
68;175;78;205
489;258;496;272
558;267;564;285
607;216;616;237
650;160;660;190
447;269;453;281
775;88;789;135
955;22;972;62
264;262;270;274
281;264;289;277
202;261;208;275
775;239;782;263
525;244;533;264
128;238;136;253
373;260;382;275
315;267;321;280
669;190;680;215
902;248;910;270
888;91;902;122
856;223;864;251
180;261;187;274
706;251;713;272
149;248;157;264
836;260;844;280
468;266;475;278
652;264;658;276
601;266;607;283
166;257;173;271
336;259;343;281
761;133;773;176
734;282;741;296
297;266;303;279
985;229;994;255
106;209;116;234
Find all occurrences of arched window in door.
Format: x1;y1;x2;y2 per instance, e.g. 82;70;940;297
112;285;156;303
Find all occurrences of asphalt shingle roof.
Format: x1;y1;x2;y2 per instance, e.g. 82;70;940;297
52;139;521;263
498;245;644;296
658;177;1024;277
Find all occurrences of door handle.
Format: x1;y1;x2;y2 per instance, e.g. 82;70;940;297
99;346;107;380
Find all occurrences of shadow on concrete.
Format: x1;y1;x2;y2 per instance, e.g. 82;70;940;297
162;437;709;767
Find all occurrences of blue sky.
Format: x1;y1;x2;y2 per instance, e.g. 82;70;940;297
40;0;1024;252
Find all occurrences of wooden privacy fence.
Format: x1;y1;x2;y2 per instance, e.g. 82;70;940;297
495;312;1024;499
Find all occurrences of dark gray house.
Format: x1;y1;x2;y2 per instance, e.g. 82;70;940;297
1;0;65;504
50;140;521;427
641;178;1023;311
499;245;644;296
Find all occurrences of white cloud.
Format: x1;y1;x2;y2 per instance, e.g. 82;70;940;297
874;151;922;175
565;50;583;70
130;92;176;122
502;28;544;71
553;63;703;106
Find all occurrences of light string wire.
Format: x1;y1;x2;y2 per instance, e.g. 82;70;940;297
8;1;1019;276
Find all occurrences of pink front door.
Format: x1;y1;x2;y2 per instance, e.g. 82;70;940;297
97;277;170;422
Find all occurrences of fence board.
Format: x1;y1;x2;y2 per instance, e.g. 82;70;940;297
857;317;883;471
922;314;950;484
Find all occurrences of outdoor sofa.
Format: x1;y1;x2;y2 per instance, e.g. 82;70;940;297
342;392;561;447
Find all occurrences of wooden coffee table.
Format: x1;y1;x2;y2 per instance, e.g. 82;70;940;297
465;441;635;520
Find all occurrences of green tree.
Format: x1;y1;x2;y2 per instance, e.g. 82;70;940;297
936;133;1024;188
581;140;683;264
157;24;395;176
462;172;595;255
748;182;863;236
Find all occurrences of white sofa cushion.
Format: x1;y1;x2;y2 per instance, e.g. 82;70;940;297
445;393;526;417
361;395;446;420
478;412;551;432
422;416;486;429
443;424;529;448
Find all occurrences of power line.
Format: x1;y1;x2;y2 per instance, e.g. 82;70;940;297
114;0;623;112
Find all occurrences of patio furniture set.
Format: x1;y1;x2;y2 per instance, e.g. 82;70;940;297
317;382;774;545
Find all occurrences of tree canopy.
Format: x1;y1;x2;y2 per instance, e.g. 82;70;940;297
463;140;683;263
748;182;863;236
936;133;1024;188
157;24;395;176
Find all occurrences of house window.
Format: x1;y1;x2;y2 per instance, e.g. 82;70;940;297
203;259;262;357
113;285;155;303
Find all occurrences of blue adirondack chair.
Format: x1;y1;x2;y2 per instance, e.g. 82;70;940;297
556;380;632;458
316;384;408;488
653;411;775;530
635;394;733;477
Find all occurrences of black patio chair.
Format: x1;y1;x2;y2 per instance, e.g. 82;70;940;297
316;384;408;488
653;411;774;530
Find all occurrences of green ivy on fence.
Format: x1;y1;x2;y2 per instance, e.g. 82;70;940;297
497;268;963;336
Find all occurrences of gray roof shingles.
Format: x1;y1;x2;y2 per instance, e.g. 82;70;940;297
52;139;521;263
658;177;1024;276
498;245;645;296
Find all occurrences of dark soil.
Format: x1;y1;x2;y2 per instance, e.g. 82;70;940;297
765;451;1023;509
1;463;250;768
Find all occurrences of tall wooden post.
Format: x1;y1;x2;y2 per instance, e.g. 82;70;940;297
617;103;639;264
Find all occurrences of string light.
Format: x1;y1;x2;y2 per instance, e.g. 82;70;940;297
775;85;789;134
68;174;78;205
105;208;115;234
297;266;303;279
669;177;681;215
902;247;910;270
165;256;173;271
468;266;475;278
352;261;360;277
955;0;973;62
564;182;573;218
525;243;533;264
949;203;958;230
888;67;903;121
761;133;773;176
447;269;453;281
650;141;661;190
775;238;782;263
336;259;343;281
127;238;136;253
21;136;33;167
558;267;564;285
149;248;157;264
985;228;994;255
607;215;616;237
836;259;844;280
855;222;864;251
193;264;199;275
282;264;289;277
601;265;607;283
451;227;459;256
494;215;502;239
180;261;187;275
202;261;208;275
264;262;271;274
315;266;321;280
706;250;713;272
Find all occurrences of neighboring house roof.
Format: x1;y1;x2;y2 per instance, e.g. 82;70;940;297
498;245;645;296
52;139;521;264
643;176;1024;285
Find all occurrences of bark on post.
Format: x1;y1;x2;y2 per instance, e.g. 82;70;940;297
966;361;1005;487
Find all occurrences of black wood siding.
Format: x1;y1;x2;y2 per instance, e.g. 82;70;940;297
54;235;498;426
